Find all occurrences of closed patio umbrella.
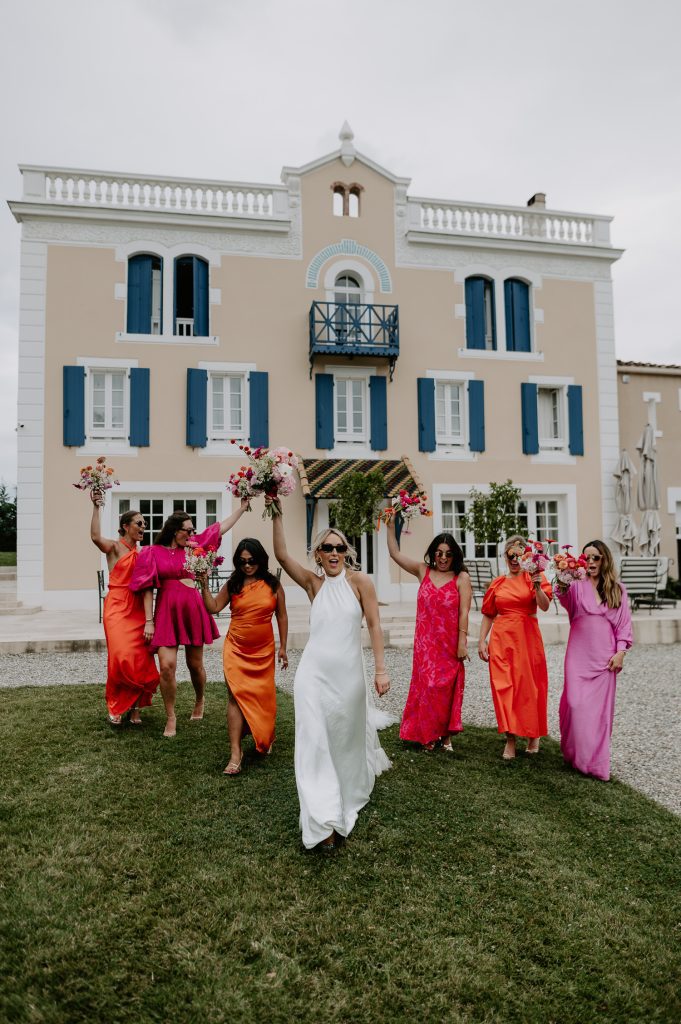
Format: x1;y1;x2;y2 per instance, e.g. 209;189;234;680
636;423;661;557
610;449;637;555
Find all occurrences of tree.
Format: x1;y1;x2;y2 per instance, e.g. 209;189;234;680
0;483;17;552
329;471;385;539
461;480;522;569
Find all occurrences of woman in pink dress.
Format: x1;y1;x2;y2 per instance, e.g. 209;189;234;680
130;500;249;737
386;521;471;752
558;539;633;781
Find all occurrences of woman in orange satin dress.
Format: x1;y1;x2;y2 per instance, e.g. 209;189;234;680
477;535;552;759
200;538;288;775
90;494;159;725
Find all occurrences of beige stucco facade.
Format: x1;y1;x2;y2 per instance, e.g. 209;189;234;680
617;362;681;570
10;129;626;608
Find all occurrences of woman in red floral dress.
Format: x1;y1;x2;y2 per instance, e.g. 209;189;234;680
386;520;471;751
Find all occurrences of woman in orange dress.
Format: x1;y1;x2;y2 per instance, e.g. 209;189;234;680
477;535;552;759
200;538;288;775
90;494;159;725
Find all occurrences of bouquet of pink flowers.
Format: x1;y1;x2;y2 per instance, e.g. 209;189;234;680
73;456;119;503
551;545;588;592
228;442;299;519
378;490;432;534
184;540;225;587
515;539;551;575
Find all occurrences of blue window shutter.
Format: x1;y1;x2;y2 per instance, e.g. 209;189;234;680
369;375;387;451
505;279;531;352
315;373;334;449
186;368;207;447
249;371;269;448
63;366;85;446
468;379;485;452
193;257;209;336
417;377;436;452
465;277;486;349
567;384;584;456
129;368;150;447
127;255;152;334
521;382;539;454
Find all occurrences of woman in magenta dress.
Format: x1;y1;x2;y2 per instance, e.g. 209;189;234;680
130;500;249;737
387;520;471;751
558;539;633;781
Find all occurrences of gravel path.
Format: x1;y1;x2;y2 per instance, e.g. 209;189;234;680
1;645;679;816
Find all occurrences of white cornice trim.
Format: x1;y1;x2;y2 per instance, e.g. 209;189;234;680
281;149;411;186
8;201;291;234
405;229;623;262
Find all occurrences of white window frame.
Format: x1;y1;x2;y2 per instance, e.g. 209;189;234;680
537;385;566;451
208;373;247;442
529;375;576;465
455;265;544;362
325;363;375;458
76;356;138;456
200;361;255;457
426;369;476;462
88;368;128;440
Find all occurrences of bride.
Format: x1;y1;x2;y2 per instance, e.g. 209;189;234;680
270;499;392;852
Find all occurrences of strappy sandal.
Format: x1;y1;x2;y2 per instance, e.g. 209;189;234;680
223;756;243;776
107;713;123;726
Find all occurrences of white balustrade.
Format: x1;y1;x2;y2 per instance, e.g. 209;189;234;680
20;166;288;220
409;198;609;246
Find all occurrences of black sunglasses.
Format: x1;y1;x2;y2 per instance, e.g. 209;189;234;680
585;554;602;562
506;552;520;561
320;543;348;554
239;557;257;566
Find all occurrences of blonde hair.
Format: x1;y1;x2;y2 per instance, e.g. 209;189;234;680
582;539;622;609
504;534;527;556
310;527;359;571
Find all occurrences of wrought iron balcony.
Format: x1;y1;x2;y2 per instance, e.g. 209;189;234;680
309;301;399;380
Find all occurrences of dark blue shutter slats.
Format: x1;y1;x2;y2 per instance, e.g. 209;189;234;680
417;377;436;452
63;366;85;446
505;279;531;352
127;255;153;334
369;375;387;451
129;368;150;447
249;371;269;448
567;384;584;456
186;368;207;447
193;257;209;337
521;382;539;454
468;380;485;452
315;374;334;449
465;277;486;349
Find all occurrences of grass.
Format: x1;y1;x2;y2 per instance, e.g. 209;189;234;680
0;551;16;566
1;683;680;1024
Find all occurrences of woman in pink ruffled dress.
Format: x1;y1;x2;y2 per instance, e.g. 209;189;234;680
130;501;249;737
386;520;471;752
558;539;633;781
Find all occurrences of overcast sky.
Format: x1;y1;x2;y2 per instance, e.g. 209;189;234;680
1;0;680;488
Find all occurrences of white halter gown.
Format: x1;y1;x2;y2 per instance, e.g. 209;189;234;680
294;569;392;848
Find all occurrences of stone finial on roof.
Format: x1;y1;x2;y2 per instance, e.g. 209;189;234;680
339;121;356;167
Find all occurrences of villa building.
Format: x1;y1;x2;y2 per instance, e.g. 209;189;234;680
9;124;625;608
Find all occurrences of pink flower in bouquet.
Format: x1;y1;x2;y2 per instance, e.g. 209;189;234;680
551;547;588;592
378;490;431;534
184;542;224;586
73;456;120;501
518;539;550;574
228;442;299;518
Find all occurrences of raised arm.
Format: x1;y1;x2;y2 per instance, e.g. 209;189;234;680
269;499;317;598
90;491;117;557
356;573;390;697
198;577;230;615
385;515;425;579
275;585;289;669
217;497;251;537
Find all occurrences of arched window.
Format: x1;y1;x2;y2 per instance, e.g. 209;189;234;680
504;278;531;352
348;186;361;218
465;276;496;350
331;182;363;217
174;255;209;337
127;254;163;334
333;273;362;342
332;184;346;217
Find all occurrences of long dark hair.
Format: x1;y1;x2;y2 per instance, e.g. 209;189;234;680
424;532;467;575
228;538;280;597
118;509;142;537
582;539;622;609
154;510;192;547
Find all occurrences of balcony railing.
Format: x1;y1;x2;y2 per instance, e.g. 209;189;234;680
309;302;399;379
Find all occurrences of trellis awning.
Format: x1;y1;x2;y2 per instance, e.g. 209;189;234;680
297;456;425;549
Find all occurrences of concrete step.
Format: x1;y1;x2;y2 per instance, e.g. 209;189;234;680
0;603;42;616
0;567;17;581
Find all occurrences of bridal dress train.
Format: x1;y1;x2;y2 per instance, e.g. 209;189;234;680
294;570;392;849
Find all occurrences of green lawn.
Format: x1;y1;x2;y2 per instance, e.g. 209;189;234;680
1;683;680;1024
0;551;16;566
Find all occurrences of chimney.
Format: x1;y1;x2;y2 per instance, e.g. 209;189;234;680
527;193;546;208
